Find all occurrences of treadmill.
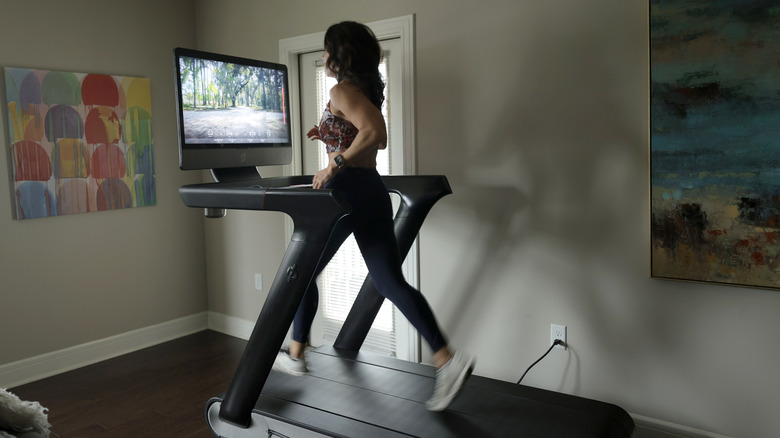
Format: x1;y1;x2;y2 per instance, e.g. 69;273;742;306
179;170;635;438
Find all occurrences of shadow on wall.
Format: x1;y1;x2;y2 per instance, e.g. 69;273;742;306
427;3;648;381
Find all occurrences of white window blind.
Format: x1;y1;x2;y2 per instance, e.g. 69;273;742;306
314;55;398;357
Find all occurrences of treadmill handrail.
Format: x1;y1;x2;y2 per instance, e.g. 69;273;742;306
179;177;351;243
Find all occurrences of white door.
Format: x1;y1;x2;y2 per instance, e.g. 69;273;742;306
298;38;417;360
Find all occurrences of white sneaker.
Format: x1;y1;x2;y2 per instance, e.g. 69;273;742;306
272;351;309;376
426;350;476;411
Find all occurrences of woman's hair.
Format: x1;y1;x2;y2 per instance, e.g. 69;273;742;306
324;21;385;109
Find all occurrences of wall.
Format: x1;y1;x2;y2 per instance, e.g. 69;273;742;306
194;1;780;437
0;0;207;365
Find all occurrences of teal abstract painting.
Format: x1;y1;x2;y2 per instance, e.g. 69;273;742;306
650;1;780;288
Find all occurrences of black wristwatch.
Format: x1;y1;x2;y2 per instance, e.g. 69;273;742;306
334;154;346;169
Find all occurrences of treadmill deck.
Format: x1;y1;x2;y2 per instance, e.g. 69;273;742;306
209;346;634;438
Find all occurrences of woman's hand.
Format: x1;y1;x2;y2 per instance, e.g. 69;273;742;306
306;125;322;142
308;124;338;188
312;164;337;189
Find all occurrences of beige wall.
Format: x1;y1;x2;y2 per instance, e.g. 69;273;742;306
0;0;207;362
194;1;780;437
2;1;779;437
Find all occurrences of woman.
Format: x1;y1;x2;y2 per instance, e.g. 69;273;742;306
273;21;475;412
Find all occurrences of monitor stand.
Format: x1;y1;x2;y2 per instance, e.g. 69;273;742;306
204;167;264;218
209;166;264;183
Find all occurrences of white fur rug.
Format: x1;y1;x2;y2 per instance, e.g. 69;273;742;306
0;389;50;437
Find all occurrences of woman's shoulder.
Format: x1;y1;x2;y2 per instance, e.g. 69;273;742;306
329;81;362;100
329;81;367;115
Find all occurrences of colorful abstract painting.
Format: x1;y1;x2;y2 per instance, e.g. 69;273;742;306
650;1;780;288
4;67;155;219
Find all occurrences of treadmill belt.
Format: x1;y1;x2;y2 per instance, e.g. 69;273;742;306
242;346;633;438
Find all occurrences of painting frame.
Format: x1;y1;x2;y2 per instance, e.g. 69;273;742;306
4;67;156;220
650;1;780;290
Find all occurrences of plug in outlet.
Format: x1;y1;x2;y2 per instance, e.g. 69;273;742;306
550;324;567;350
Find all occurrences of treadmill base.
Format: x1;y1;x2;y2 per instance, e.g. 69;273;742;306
207;346;634;438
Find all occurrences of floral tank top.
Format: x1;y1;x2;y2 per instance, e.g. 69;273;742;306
318;101;358;153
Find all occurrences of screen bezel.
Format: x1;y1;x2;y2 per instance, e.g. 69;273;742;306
174;47;292;170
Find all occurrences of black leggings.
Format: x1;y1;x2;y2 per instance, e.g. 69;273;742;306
292;167;447;353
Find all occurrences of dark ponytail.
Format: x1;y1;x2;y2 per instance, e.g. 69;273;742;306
324;21;385;109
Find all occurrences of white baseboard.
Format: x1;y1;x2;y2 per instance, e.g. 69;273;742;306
206;311;256;340
1;312;208;389
631;413;731;438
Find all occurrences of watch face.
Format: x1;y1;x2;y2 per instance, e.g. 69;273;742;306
335;154;345;167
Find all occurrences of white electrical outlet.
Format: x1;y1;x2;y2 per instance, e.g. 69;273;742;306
550;324;567;350
254;273;263;291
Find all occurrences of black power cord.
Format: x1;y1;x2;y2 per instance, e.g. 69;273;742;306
516;339;566;384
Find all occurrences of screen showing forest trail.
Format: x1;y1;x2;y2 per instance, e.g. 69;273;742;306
183;106;286;144
178;56;289;145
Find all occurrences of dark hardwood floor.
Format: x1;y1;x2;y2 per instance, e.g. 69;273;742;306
10;330;247;438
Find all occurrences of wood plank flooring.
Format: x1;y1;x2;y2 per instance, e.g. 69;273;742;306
9;330;246;438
